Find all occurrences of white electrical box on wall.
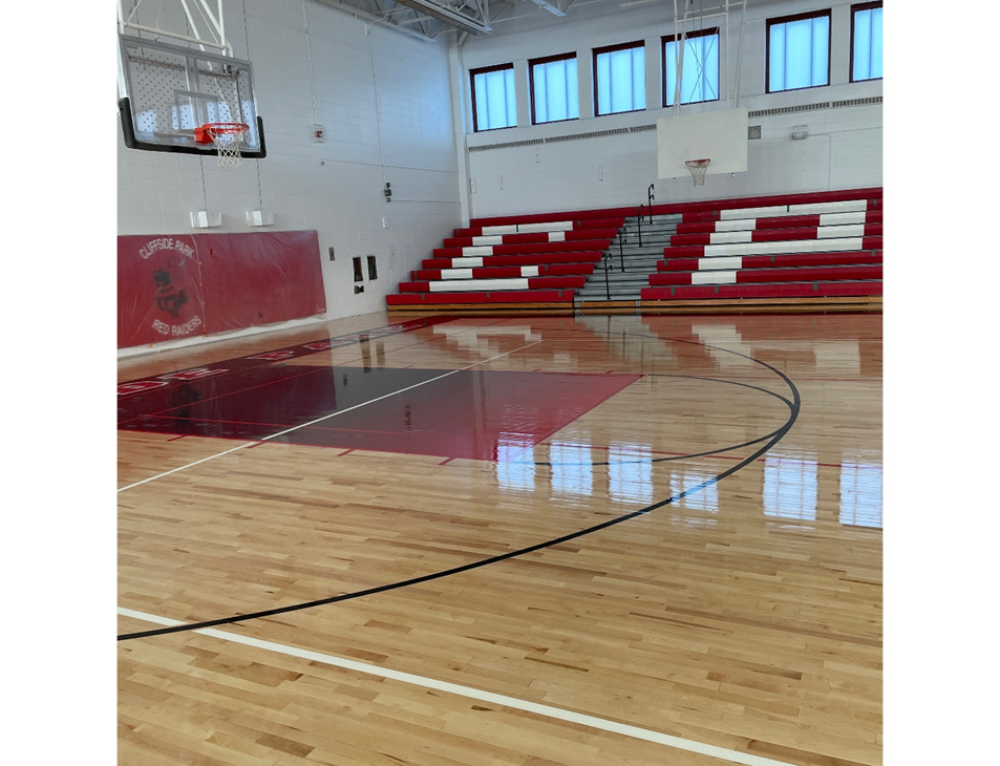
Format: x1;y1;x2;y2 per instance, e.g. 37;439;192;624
246;210;275;227
190;211;222;229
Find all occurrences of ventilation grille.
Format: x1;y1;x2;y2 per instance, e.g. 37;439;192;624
832;96;883;108
748;95;881;118
748;125;762;140
749;102;831;118
470;123;658;152
470;138;544;152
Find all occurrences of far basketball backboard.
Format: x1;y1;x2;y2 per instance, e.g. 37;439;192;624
118;35;266;158
657;108;748;180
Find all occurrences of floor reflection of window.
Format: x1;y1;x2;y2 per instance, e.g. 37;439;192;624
763;454;817;521
839;462;883;528
550;441;593;497
670;471;719;512
496;435;535;492
609;444;652;504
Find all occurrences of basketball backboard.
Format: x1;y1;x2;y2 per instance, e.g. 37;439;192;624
118;35;266;158
657;108;748;180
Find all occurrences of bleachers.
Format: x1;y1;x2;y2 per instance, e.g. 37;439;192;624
641;190;883;305
386;216;624;308
386;187;882;313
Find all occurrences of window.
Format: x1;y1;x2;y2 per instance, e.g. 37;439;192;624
766;10;831;93
366;255;378;280
470;63;517;132
662;28;720;107
352;257;363;282
529;53;579;125
593;41;645;116
851;2;883;82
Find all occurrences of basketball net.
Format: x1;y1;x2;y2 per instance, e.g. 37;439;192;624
210;127;248;169
685;158;711;187
195;123;250;169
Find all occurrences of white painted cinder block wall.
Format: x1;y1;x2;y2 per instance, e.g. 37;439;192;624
454;0;883;219
118;0;461;332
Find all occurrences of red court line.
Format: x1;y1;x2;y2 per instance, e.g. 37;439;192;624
439;457;456;466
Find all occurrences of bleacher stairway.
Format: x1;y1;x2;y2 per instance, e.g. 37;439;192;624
576;214;682;302
386;188;882;315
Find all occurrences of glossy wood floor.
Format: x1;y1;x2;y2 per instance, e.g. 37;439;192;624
118;311;882;766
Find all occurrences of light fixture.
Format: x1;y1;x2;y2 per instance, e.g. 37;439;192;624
393;0;492;34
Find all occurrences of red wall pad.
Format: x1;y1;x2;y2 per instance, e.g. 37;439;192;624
119;231;326;349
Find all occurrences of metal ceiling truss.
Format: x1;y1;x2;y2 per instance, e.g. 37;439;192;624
321;0;575;40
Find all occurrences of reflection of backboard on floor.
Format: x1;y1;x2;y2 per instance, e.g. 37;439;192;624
117;0;265;159
657;108;748;183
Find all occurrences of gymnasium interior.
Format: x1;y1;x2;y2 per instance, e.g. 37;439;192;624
12;1;994;764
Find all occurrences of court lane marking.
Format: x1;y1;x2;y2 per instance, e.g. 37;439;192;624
119;606;799;766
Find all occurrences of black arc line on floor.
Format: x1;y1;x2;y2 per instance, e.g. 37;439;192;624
118;334;801;641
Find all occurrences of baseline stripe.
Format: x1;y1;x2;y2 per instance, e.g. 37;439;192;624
118;607;798;766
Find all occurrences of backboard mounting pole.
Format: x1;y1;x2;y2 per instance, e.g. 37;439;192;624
118;0;233;56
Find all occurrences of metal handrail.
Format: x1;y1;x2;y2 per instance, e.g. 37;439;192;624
637;205;644;247
648;184;655;223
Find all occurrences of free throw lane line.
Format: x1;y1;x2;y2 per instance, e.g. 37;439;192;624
118;340;542;493
118;607;797;766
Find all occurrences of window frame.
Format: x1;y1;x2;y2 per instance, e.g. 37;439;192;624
850;1;883;83
528;51;579;126
592;40;646;117
469;62;517;133
765;8;832;94
661;27;721;108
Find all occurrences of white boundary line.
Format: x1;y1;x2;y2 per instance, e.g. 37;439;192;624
118;339;542;493
118;607;796;766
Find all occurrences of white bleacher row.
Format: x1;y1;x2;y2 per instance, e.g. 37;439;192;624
698;236;871;258
428;279;531;292
468;232;569;245
436;266;540;280
709;210;874;232
477;221;574;235
717;199;870;220
698;223;868;245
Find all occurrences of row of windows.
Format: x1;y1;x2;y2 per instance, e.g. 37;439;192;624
471;3;882;132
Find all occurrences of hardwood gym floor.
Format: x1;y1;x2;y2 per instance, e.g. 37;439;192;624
117;311;882;766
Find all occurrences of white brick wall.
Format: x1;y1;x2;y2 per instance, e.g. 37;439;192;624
118;0;461;330
456;0;883;219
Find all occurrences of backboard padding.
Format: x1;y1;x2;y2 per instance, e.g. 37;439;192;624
657;108;749;179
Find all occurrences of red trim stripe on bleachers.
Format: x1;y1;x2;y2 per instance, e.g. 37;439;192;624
657;250;883;272
641;280;883;301
649;264;882;286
